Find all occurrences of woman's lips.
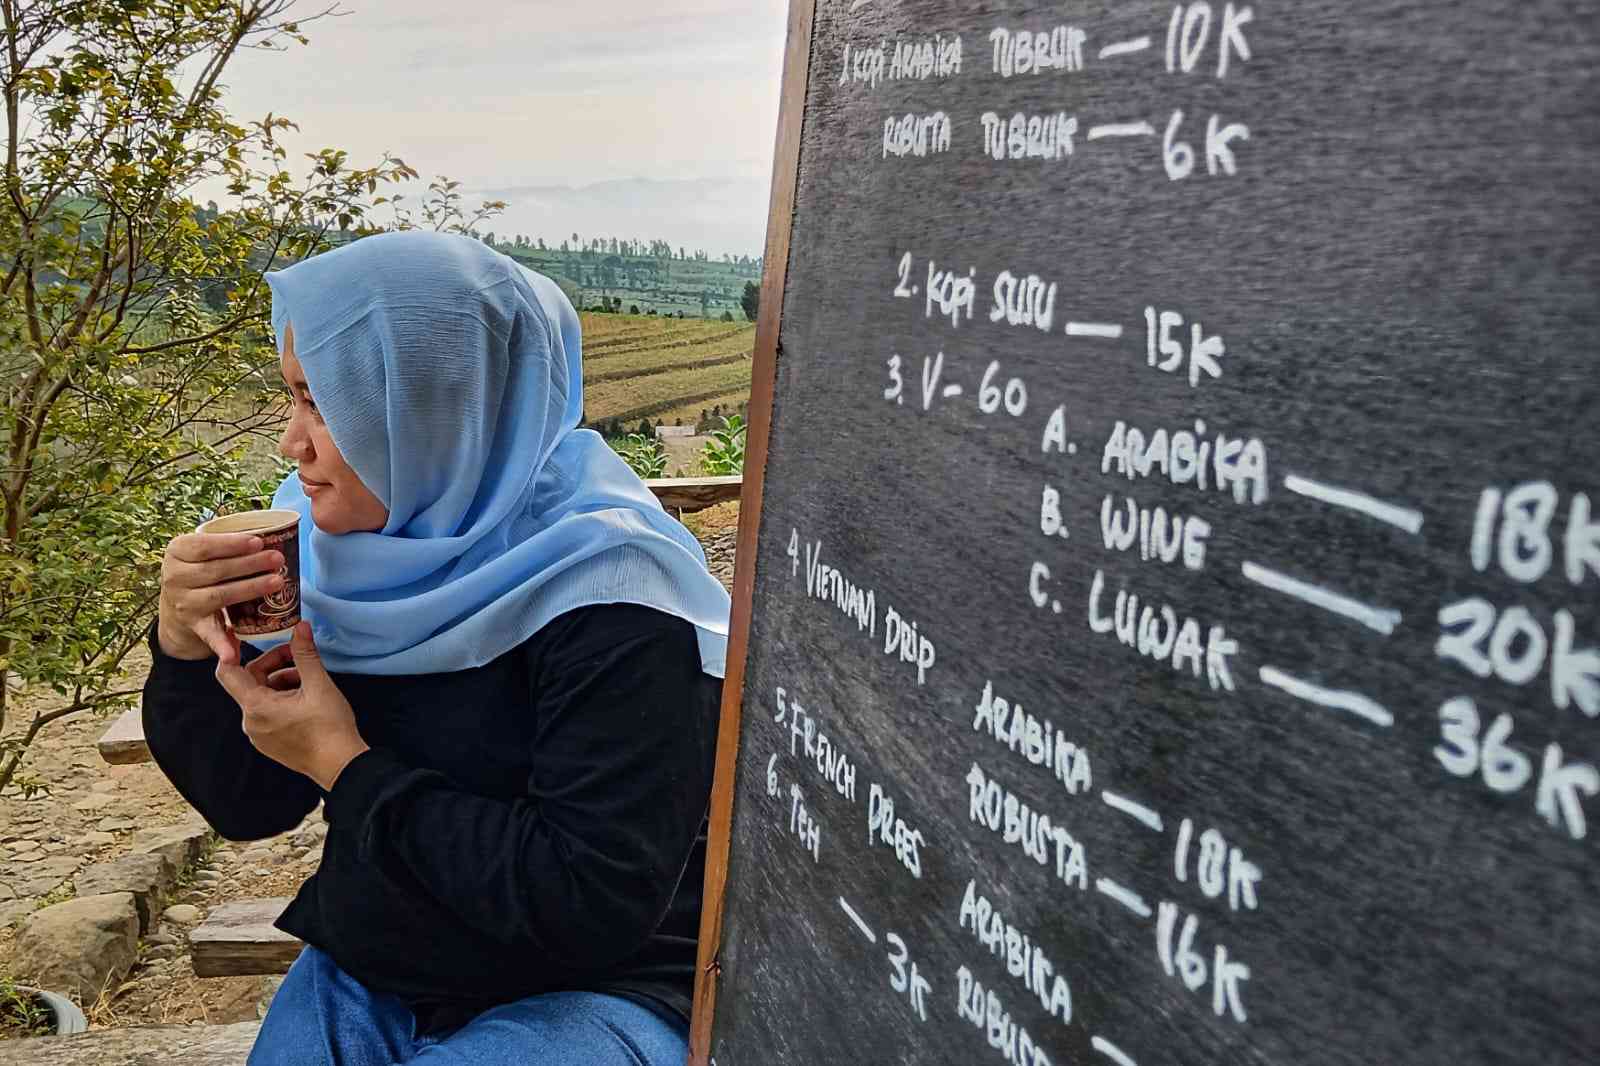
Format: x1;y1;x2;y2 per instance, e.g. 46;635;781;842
301;475;331;493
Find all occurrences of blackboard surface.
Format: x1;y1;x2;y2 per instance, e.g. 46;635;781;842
698;2;1600;1064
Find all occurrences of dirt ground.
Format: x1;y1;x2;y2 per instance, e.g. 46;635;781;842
0;505;742;1031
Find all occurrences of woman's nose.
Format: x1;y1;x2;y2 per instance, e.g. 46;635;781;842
279;417;310;461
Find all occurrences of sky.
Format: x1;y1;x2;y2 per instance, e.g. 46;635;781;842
213;0;789;255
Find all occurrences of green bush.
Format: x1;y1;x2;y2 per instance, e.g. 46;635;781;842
609;433;668;479
699;415;746;476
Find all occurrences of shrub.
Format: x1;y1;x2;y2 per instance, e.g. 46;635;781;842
699;415;747;477
608;433;668;479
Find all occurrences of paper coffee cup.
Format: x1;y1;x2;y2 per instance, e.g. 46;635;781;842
198;508;301;638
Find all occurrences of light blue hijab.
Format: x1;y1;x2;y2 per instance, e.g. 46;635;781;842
254;230;730;677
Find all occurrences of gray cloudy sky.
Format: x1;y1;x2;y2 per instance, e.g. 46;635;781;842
218;0;789;254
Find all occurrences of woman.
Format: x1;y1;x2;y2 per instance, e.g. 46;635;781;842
143;231;732;1065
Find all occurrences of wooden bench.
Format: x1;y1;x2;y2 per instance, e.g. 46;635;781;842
190;897;301;977
97;474;744;765
98;704;151;765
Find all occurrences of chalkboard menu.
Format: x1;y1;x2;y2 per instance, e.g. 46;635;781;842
690;1;1600;1064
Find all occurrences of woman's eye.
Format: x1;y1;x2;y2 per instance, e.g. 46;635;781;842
284;389;320;416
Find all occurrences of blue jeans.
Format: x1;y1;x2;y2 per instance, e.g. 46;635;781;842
248;946;689;1065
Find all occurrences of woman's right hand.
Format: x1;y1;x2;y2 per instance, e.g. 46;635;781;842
157;533;286;664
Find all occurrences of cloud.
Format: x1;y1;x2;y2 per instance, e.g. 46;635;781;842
210;1;787;192
464;177;771;257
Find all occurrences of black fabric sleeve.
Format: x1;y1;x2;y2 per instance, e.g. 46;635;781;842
141;622;322;841
321;606;718;973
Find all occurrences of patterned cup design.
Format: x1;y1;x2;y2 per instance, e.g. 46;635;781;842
199;510;301;637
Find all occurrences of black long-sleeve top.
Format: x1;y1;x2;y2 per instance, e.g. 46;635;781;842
141;603;721;1034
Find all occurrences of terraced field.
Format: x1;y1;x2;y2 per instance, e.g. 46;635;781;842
579;313;754;426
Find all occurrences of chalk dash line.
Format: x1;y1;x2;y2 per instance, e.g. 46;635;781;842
838;897;876;943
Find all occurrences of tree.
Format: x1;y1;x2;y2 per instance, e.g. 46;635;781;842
0;0;497;795
720;309;733;322
741;281;761;322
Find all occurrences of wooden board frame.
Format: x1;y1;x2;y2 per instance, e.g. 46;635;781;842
688;0;818;1060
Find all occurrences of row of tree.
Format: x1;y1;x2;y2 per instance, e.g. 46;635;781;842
493;232;762;271
587;401;751;441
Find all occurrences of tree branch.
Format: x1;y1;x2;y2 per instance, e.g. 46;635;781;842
8;370;70;507
123;308;262;355
0;684;144;793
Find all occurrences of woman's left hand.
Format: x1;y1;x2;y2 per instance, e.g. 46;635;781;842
215;622;370;791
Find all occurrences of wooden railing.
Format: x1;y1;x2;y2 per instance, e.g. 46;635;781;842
645;474;743;514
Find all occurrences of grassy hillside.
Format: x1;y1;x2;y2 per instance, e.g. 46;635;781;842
578;312;754;429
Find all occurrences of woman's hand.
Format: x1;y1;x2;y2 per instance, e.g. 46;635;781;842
214;622;370;791
158;531;287;664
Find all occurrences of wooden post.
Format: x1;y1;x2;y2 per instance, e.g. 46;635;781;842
687;1;817;1061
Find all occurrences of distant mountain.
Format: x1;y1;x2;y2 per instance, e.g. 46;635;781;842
466;177;769;260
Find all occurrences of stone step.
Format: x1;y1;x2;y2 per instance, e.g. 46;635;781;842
0;1021;261;1065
